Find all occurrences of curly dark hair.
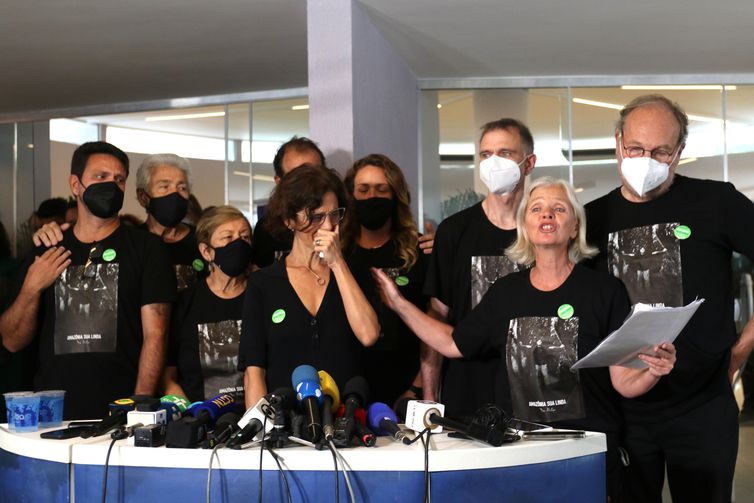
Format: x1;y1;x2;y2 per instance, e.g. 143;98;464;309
265;164;349;239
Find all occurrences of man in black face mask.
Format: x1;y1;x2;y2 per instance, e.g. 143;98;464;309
135;154;204;291
0;141;176;419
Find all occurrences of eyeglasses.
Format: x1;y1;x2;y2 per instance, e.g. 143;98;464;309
300;207;345;228
82;243;103;279
621;141;680;164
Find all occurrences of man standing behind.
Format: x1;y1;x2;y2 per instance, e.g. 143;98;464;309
0;141;176;419
586;94;754;503
423;118;536;418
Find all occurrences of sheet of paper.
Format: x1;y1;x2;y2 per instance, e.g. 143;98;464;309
571;299;704;370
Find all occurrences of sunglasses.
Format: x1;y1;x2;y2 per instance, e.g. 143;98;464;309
82;243;103;279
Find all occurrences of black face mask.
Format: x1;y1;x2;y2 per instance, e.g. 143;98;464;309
354;197;395;231
80;180;124;219
212;238;253;277
148;192;188;228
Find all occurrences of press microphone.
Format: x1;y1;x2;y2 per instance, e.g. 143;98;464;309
229;388;293;449
165;394;237;448
111;422;144;441
318;370;340;441
332;376;368;448
79;404;130;439
292;365;324;443
203;412;240;448
404;400;506;447
352;408;376;447
367;402;412;445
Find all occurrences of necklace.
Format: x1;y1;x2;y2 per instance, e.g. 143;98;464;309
287;252;326;286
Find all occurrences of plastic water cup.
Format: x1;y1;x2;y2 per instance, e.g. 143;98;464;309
3;392;34;430
37;390;66;427
9;394;40;432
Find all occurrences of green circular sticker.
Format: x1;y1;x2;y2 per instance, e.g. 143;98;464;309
192;259;205;272
557;304;574;320
674;225;691;240
271;309;286;324
395;275;409;286
102;248;116;262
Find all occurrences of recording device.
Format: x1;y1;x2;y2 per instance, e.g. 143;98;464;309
404;400;508;447
79;408;128;439
134;424;166;447
40;426;93;440
332;376;368;448
367;402;412;445
291;365;324;443
317;370;340;441
111;422;143;441
165;394;237;448
127;409;166;428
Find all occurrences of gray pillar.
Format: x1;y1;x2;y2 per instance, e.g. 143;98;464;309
420;91;441;230
307;0;421;219
472;90;529;193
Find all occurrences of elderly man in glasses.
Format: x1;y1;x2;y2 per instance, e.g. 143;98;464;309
585;94;754;503
0;141;175;420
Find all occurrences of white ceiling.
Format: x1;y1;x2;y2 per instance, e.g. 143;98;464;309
2;0;754;117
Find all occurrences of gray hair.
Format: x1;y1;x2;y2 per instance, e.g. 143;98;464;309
616;94;689;145
506;176;597;266
136;153;193;193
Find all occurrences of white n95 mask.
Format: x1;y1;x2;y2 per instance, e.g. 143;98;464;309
479;155;524;195
620;157;670;197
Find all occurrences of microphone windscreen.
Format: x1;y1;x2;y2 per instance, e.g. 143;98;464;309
367;402;398;435
161;394;191;413
191;394;236;424
267;387;296;411
214;412;241;433
317;370;341;412
354;407;367;425
157;401;182;423
291;365;323;404
342;376;369;405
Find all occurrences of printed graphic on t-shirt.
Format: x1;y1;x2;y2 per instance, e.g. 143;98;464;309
54;264;119;354
174;264;197;292
198;319;244;400
471;256;519;308
607;223;683;307
506;316;584;423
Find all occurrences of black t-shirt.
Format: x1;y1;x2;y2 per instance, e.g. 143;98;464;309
347;239;427;404
14;225;176;419
423;202;519;417
167;278;245;403
453;265;630;433
238;260;362;393
250;215;293;269
139;224;204;291
586;175;754;421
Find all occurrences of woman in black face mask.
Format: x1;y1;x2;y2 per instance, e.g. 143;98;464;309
341;154;428;407
163;206;253;404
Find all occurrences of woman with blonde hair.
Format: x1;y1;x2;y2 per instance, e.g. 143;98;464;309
163;205;253;403
372;176;677;501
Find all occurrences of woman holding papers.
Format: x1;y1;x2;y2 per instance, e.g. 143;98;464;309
373;177;676;501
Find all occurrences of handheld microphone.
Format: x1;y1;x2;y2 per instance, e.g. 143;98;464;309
332;376;368;448
291;365;324;443
165;394;237;448
229;387;294;449
404;400;506;447
317;370;340;441
367;402;412;445
203;412;240;448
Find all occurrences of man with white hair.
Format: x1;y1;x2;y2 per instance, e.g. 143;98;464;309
586;94;754;502
135;153;204;290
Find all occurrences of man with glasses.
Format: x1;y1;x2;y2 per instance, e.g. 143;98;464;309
422;118;536;418
586;94;754;502
0;142;176;419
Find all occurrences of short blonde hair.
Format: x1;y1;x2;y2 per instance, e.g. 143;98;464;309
196;205;251;246
506;176;597;266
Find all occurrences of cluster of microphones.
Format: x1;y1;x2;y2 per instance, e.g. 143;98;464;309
52;364;521;449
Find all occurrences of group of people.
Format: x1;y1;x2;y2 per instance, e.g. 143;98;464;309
0;93;752;502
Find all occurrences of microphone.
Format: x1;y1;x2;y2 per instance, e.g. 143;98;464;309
79;406;129;438
165;394;237;448
317;370;340;441
332;376;368;448
367;402;412;445
111;422;144;441
352;408;376;447
203;412;241;448
291;365;324;443
404;400;506;447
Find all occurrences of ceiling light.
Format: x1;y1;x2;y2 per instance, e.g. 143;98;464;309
574;187;584;193
145;111;225;122
436;104;442;109
678;157;697;165
291;104;309;111
621;85;736;91
232;171;277;182
572;98;727;124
